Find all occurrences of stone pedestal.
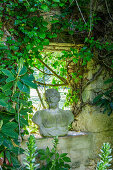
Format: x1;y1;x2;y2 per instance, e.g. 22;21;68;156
20;131;95;170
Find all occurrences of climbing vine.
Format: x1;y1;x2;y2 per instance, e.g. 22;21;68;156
0;0;113;168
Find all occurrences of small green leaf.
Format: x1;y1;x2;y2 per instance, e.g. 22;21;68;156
93;94;103;103
62;156;71;162
17;81;30;94
21;79;37;89
53;0;60;2
2;122;18;130
41;4;49;12
6;76;15;83
39;33;46;39
11;155;20;167
3;139;14;149
6;151;11;164
19;66;27;76
2;82;13;91
0;99;8;107
104;78;113;84
1;69;14;77
0;134;4;146
43;39;49;45
60;153;68;157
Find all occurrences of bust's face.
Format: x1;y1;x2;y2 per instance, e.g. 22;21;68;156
45;89;60;109
46;95;59;103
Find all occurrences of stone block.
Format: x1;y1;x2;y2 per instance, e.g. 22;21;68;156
19;131;93;169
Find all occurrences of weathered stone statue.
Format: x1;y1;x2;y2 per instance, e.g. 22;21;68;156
32;89;74;137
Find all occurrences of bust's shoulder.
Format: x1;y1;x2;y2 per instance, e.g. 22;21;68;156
35;109;49;115
59;109;72;114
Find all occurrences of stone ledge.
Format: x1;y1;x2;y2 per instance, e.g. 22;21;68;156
23;131;88;141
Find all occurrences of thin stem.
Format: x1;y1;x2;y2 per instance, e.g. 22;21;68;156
75;0;87;24
35;86;46;109
89;0;93;36
105;0;113;21
33;64;53;75
35;81;68;87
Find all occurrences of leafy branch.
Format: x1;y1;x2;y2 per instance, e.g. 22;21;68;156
37;58;68;84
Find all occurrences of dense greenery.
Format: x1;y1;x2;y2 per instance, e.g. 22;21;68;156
24;135;38;170
0;0;113;168
37;136;71;170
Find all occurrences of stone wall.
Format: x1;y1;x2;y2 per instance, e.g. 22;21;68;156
20;132;96;170
72;59;113;167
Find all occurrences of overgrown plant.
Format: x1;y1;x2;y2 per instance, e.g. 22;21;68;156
38;136;71;170
24;135;39;170
96;143;112;170
0;58;36;169
1;0;113;114
93;78;113;116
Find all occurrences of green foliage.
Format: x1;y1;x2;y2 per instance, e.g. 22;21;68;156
93;78;113;116
0;0;112;169
0;58;35;169
96;143;112;170
24;135;39;170
38;136;71;170
23;136;71;170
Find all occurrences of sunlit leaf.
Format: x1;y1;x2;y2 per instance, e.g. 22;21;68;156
19;66;27;76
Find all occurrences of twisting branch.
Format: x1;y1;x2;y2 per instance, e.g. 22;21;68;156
37;58;68;84
33;64;53;75
35;81;68;87
75;0;87;24
82;66;103;91
35;85;46;109
88;0;93;37
105;0;113;21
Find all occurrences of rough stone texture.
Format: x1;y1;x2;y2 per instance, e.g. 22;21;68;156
20;132;95;170
72;105;113;132
72;60;113;168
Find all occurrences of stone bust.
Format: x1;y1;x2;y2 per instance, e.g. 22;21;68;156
32;89;74;137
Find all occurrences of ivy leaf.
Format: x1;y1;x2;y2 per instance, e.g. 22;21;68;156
43;39;49;45
41;5;49;12
59;3;65;7
39;33;46;39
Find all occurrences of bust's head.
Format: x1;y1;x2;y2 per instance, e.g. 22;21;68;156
45;89;60;109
